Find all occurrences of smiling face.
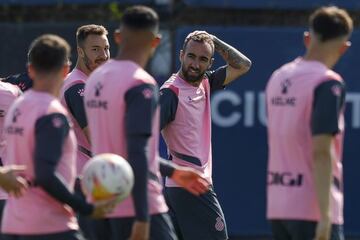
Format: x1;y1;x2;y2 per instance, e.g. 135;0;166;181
79;34;110;73
180;39;214;84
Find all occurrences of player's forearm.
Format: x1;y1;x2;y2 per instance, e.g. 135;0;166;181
212;36;251;71
313;136;332;220
35;164;93;215
127;134;150;222
34;113;93;215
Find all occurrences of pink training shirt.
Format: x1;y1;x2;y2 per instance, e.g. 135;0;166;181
266;58;344;224
0;81;21;200
61;68;91;175
84;60;168;218
2;90;78;234
161;74;213;186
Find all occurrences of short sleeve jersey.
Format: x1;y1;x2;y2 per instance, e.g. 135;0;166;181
0;82;21;199
160;66;226;186
60;68;91;174
266;58;345;224
2;90;78;234
84;60;168;218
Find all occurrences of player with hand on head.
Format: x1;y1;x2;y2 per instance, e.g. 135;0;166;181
1;34;115;240
266;6;352;240
160;30;251;240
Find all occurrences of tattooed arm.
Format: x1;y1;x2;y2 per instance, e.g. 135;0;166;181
211;35;252;85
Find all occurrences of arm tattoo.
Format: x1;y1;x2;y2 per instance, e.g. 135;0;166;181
212;36;251;69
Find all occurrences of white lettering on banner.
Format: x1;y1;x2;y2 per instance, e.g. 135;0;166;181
346;93;360;128
211;90;360;129
211;91;241;127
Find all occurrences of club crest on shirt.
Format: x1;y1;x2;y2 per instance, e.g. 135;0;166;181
142;88;153;99
215;217;225;232
52;116;64;128
331;84;342;97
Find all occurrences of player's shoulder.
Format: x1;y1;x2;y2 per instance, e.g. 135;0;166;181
47;98;69;116
25;91;67;116
133;65;156;86
274;60;297;76
160;75;179;96
64;68;87;85
0;81;21;97
324;69;343;82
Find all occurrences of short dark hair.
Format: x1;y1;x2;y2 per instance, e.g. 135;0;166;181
309;6;353;42
76;24;108;47
121;5;159;33
182;31;215;53
28;34;71;73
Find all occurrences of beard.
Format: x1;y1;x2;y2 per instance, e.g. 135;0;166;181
181;65;206;83
83;53;107;72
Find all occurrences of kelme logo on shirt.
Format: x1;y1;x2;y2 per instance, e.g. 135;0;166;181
281;79;291;94
6;108;24;136
12;108;21;123
95;82;103;97
86;82;108;110
268;171;303;187
271;79;296;106
77;88;85;97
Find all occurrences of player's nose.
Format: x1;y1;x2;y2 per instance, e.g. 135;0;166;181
190;59;200;69
99;49;109;59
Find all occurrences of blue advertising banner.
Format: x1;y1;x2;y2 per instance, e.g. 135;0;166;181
174;26;360;237
183;0;360;10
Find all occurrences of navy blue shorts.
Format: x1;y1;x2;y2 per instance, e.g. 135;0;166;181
2;230;85;240
165;186;228;240
91;213;177;240
270;220;344;240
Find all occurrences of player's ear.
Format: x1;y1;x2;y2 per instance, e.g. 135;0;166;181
208;57;214;69
179;49;184;62
27;64;35;80
114;29;122;45
340;40;351;55
62;63;70;78
151;35;161;49
303;31;311;48
77;46;84;58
